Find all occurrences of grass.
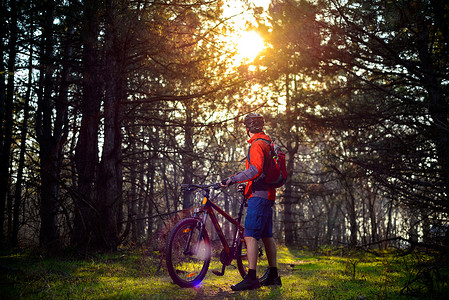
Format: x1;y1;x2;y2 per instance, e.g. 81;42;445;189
1;245;447;299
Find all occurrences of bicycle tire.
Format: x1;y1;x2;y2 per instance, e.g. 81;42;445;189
166;218;211;287
236;238;249;279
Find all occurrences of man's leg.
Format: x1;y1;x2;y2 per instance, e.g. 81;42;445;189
245;236;259;270
231;236;260;291
260;237;282;286
231;197;264;291
262;237;277;268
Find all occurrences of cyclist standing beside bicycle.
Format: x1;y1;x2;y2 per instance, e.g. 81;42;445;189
221;112;282;291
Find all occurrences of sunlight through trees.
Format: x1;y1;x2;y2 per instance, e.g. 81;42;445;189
0;0;447;269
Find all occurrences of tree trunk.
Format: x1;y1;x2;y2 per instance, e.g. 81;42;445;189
73;0;102;249
347;192;358;248
95;0;125;251
325;199;338;244
136;154;146;241
0;0;7;245
36;0;62;250
12;45;33;246
415;12;449;212
385;199;393;250
409;211;419;245
129;149;138;244
0;0;17;245
182;103;194;209
146;153;155;240
283;149;296;246
282;72;300;246
367;187;378;245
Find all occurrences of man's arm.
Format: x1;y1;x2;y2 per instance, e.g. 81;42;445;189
221;141;266;186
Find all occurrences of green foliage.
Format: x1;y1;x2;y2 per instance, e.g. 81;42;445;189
2;247;443;299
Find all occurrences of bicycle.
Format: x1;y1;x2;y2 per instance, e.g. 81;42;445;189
165;182;250;288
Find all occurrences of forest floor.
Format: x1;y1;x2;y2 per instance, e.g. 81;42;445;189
1;245;447;299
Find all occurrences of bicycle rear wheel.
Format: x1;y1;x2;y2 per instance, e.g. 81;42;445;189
166;218;211;287
236;238;249;278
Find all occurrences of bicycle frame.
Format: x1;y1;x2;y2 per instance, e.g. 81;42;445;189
166;183;249;286
192;184;247;271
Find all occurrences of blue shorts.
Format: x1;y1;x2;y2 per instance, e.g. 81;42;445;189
244;197;274;240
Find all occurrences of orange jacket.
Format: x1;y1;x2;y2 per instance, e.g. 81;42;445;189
229;132;276;201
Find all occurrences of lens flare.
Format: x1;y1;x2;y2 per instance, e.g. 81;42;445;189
235;31;265;63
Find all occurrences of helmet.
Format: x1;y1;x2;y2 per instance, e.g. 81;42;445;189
243;113;264;133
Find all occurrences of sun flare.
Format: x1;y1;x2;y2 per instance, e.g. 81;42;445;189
235;31;265;63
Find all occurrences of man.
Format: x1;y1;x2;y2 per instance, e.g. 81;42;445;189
221;112;282;291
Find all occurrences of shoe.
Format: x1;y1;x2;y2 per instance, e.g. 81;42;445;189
231;275;261;291
260;268;282;286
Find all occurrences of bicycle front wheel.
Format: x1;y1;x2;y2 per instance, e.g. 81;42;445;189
166;218;211;287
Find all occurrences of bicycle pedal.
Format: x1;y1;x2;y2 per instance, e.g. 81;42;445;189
212;270;224;276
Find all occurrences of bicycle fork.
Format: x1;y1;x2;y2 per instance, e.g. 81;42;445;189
183;209;208;257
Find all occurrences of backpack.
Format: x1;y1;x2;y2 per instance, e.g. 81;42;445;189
248;138;288;188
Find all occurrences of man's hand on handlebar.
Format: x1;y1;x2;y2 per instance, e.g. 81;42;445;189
220;177;233;187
